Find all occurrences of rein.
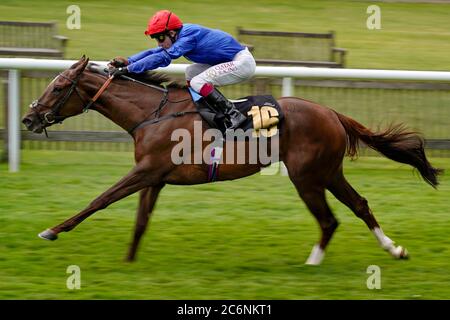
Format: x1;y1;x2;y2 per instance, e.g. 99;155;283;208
82;74;115;112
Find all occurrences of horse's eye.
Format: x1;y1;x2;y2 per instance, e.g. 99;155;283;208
52;87;63;95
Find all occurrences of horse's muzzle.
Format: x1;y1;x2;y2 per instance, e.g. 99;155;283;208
22;114;44;133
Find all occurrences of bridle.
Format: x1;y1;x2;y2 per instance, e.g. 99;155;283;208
30;72;88;136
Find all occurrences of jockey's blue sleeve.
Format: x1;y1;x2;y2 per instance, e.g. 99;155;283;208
127;50;172;73
127;47;162;64
127;37;196;73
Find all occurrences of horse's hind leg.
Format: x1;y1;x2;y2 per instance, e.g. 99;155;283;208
327;170;408;259
126;184;164;262
291;178;339;265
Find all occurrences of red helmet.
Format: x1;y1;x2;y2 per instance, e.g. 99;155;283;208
144;10;183;36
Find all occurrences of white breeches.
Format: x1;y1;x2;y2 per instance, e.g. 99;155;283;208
186;47;256;93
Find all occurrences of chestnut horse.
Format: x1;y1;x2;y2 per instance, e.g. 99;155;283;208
22;57;442;265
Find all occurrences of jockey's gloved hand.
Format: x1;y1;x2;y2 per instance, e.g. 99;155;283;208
110;66;129;77
108;56;129;68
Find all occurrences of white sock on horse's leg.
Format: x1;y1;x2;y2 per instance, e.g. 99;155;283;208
305;244;325;265
372;227;408;259
372;227;393;249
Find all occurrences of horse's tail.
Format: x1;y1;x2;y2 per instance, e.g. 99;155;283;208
334;111;443;188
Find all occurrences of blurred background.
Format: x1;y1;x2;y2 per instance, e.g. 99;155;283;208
0;0;449;299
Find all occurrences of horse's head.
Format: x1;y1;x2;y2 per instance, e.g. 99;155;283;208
22;56;90;134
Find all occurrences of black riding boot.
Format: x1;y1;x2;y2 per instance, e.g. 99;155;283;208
204;88;246;132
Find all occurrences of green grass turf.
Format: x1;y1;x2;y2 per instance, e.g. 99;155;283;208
0;0;449;70
0;150;449;299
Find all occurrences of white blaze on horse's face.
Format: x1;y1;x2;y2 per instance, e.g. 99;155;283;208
29;75;60;110
29;100;38;110
47;74;60;89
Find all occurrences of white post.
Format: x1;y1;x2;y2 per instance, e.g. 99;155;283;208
280;77;293;176
282;77;293;97
8;69;20;172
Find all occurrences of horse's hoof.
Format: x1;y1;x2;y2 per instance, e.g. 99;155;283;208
399;247;409;259
38;229;58;241
392;246;409;259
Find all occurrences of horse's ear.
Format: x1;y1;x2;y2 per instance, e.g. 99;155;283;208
69;56;89;75
69;55;88;70
76;57;89;75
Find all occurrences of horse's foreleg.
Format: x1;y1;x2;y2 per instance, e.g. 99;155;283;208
126;184;164;262
38;165;154;241
327;171;409;259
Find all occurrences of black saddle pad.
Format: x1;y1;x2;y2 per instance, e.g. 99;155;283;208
193;94;284;137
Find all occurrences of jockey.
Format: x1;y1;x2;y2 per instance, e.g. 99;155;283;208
108;10;256;132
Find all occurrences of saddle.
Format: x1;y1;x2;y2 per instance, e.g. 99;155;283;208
188;88;284;137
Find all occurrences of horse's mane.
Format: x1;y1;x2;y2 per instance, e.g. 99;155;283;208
87;63;187;89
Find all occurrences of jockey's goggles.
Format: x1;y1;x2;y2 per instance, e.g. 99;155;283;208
150;33;167;43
